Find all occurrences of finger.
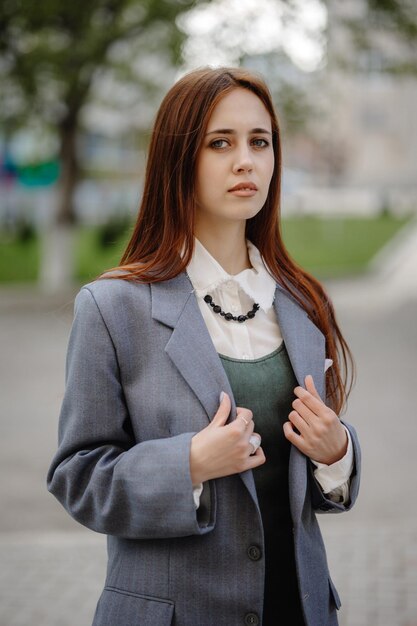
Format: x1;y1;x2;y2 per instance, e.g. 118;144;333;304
305;374;321;400
247;446;266;468
291;398;316;425
238;415;250;429
283;422;311;457
288;410;310;435
293;385;323;415
283;420;300;442
212;392;232;426
235;417;255;440
235;407;253;432
243;420;255;439
283;421;305;447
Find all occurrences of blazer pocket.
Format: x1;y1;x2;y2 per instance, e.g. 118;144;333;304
328;576;341;610
93;586;174;626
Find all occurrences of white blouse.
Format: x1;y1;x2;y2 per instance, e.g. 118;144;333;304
187;238;353;505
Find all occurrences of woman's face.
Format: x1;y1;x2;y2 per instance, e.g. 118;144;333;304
195;88;274;229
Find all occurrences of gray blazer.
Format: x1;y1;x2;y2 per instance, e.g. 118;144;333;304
47;272;361;626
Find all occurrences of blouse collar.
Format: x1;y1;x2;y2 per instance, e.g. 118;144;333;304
186;238;276;312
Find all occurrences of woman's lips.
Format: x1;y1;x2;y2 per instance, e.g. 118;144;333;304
228;188;257;197
228;182;258;197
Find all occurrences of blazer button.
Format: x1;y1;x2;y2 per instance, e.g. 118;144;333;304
247;545;262;561
244;613;259;625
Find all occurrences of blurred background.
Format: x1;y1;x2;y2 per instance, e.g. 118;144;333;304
0;1;416;625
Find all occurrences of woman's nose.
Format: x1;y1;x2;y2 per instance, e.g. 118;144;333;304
232;146;253;173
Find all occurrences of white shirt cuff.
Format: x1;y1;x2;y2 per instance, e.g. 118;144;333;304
192;483;204;509
311;426;354;494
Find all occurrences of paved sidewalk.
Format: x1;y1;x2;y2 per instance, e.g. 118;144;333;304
321;519;417;626
0;532;106;626
1;522;416;626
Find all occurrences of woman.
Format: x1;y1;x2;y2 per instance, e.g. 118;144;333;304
47;67;361;626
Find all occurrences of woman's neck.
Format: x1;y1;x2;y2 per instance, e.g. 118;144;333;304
194;221;251;275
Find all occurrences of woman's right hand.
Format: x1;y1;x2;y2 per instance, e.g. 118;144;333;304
190;392;265;484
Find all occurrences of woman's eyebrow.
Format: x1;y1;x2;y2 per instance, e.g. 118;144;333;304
205;127;272;136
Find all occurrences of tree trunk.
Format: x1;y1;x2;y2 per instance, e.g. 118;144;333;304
39;222;76;293
39;119;79;292
57;120;79;226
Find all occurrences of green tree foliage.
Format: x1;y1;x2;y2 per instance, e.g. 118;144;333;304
0;0;201;223
343;0;417;75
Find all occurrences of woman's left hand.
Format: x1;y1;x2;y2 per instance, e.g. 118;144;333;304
283;374;348;465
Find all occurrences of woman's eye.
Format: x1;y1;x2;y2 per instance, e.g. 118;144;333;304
210;139;229;149
252;138;269;148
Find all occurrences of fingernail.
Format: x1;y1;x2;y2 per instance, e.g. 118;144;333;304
219;391;225;402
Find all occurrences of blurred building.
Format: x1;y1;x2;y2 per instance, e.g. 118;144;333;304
245;1;417;218
310;0;417;215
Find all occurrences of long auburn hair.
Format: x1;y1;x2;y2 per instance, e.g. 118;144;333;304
104;66;354;413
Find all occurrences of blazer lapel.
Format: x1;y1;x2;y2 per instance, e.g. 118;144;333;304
274;284;326;519
151;272;235;420
151;273;258;503
273;285;325;398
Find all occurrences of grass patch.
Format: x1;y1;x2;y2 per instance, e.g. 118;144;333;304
0;215;412;283
75;225;132;282
0;232;40;282
281;214;410;278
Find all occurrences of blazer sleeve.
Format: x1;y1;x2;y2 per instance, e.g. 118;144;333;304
308;420;361;514
47;287;215;539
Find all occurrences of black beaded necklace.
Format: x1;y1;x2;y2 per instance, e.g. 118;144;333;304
204;294;260;323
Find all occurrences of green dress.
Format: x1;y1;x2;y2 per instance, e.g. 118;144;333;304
219;342;305;626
